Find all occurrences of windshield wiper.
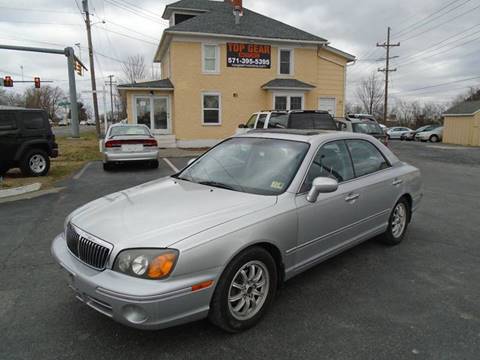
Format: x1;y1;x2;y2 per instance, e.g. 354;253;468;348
198;181;237;191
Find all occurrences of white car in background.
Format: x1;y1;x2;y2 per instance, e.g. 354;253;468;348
415;126;443;143
387;127;412;140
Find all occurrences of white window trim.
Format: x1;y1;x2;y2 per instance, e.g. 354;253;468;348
132;94;172;135
278;48;294;76
318;97;337;117
272;91;305;110
201;92;222;126
202;43;220;74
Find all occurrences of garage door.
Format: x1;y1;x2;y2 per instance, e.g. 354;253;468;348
318;97;336;117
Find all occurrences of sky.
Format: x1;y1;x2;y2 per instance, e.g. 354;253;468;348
1;0;479;114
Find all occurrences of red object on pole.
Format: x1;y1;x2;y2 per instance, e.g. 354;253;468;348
34;77;41;88
232;0;242;11
3;76;13;87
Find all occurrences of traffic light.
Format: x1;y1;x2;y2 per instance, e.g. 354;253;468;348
75;61;82;76
34;77;41;89
3;76;13;87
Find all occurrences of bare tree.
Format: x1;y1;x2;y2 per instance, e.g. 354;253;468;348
121;54;147;84
356;72;384;119
24;85;65;120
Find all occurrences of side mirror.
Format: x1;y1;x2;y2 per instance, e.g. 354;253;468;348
306;177;339;203
187;158;197;166
238;124;246;129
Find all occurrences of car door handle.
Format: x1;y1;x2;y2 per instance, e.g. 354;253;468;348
392;179;404;186
345;193;360;202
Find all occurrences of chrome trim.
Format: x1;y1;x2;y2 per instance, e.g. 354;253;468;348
285;208;390;254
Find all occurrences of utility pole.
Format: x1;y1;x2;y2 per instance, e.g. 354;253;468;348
377;27;400;123
106;75;116;123
82;0;101;138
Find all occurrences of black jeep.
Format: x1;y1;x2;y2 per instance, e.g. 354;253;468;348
0;107;58;176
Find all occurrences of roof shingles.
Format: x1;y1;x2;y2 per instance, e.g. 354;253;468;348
117;79;174;89
444;100;480;115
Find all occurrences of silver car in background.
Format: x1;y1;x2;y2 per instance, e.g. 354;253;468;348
52;130;422;332
102;124;159;171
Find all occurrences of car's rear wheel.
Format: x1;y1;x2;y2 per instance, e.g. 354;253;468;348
209;246;277;333
103;162;113;171
429;135;439;143
149;159;159;169
20;149;50;177
381;197;411;246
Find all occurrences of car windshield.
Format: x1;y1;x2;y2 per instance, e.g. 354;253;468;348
177;137;310;195
109;126;150;137
352;122;384;135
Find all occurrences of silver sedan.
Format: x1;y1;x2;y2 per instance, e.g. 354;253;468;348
51;130;422;332
102;124;159;171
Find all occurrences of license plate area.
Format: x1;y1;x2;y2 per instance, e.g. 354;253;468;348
121;144;143;152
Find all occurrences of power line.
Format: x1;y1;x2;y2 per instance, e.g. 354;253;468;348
0;6;77;14
392;75;480;94
394;0;472;38
103;0;163;24
102;19;159;41
96;26;158;45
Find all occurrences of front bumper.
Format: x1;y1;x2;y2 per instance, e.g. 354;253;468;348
51;234;219;330
103;149;159;163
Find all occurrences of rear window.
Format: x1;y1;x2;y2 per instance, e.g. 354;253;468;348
352;122;384;135
0;113;17;130
109;126;150;137
23;112;45;129
289;113;337;130
268;113;288;129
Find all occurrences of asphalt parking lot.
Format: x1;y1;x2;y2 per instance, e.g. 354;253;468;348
1;141;479;360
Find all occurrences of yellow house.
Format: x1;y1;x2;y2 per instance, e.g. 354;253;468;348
443;100;480;147
117;0;355;148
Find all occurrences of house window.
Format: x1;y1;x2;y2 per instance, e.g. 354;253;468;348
275;96;288;111
274;94;304;110
202;93;221;125
279;49;293;75
203;44;219;73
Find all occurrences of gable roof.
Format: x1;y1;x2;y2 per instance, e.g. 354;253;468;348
117;79;174;90
444;100;480;116
162;0;327;43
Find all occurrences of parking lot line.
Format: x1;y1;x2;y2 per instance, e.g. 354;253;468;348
73;162;92;180
163;158;179;173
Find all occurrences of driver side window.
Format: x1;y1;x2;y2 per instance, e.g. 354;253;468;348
301;140;354;192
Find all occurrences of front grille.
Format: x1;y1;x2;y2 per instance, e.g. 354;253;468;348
66;223;111;270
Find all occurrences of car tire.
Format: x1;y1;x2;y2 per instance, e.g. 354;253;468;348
381;197;411;246
0;164;9;176
429;135;439;143
149;160;159;169
103;162;113;171
208;246;278;333
20;149;50;177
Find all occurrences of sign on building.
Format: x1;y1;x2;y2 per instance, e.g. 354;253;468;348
227;43;271;69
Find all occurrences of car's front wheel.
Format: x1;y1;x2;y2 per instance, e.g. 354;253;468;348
381;197;411;246
209;246;277;333
429;135;439;143
21;149;50;177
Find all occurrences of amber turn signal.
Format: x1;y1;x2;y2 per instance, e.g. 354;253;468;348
147;252;177;279
191;280;214;292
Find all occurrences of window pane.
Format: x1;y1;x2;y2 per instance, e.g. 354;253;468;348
275;96;287;110
204;58;216;72
302;141;354;192
23;113;44;129
204;110;219;124
246;115;257;128
256;114;267;128
204;45;216;58
153;98;168;130
0;113;17;130
347;140;389;177
136;98;151;128
280;50;291;74
268;113;288;129
280;62;290;75
203;95;219;109
290;97;302;110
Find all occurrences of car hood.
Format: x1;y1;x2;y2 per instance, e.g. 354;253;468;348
69;177;277;249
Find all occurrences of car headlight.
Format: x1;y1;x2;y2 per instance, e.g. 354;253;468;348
113;249;178;280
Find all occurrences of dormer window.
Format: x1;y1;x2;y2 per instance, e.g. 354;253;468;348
174;13;196;25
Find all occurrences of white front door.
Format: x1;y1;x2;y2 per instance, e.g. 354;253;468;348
318;97;336;117
134;96;171;135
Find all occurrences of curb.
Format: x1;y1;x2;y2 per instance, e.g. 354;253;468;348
0;182;42;199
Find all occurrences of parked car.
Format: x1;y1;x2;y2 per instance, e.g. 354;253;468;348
237;110;338;134
86;119;96;126
415;126;443;142
58;119;69;126
0;108;58;176
336;117;388;146
386;127;412;140
400;124;441;141
80;120;87;126
52;129;422;332
102;124;159;171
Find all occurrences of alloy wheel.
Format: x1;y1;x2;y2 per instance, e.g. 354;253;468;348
29;154;47;174
391;202;407;238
